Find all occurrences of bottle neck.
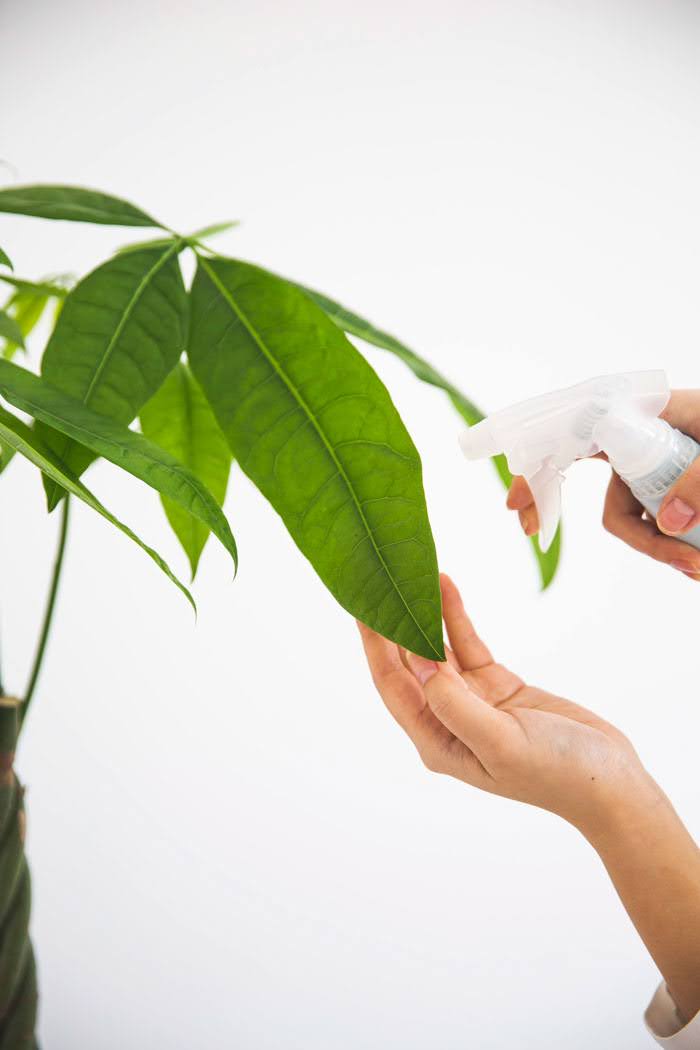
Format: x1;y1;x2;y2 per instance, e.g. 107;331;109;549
594;414;676;480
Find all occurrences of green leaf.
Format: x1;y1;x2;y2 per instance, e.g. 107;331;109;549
0;311;24;350
188;255;444;660
295;283;561;591
0;289;50;361
0;404;194;610
0;443;13;475
38;242;188;509
0;248;12;270
0;185;162;227
188;220;239;242
140;362;232;578
116;222;237;258
0;359;237;574
114;236;180;257
0;274;68;299
534;522;561;589
298;285;483;415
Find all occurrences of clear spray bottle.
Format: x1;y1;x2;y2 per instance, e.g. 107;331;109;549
459;371;700;553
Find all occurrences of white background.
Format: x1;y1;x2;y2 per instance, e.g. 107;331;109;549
2;1;700;1046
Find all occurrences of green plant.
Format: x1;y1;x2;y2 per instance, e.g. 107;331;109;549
0;184;561;1044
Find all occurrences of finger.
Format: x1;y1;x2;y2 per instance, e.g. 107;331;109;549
661;390;700;445
602;473;700;576
409;642;460;671
657;461;700;537
506;475;534;511
440;574;493;670
405;653;516;766
507;458;608;518
356;622;454;750
444;644;462;672
518;505;539;536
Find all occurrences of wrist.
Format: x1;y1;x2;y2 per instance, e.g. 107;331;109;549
579;769;693;870
573;765;675;853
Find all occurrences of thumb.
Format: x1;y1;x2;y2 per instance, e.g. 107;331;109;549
405;653;513;760
657;460;700;536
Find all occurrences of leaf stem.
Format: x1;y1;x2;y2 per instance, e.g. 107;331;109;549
21;495;70;726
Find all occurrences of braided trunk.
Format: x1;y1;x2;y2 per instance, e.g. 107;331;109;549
0;699;38;1048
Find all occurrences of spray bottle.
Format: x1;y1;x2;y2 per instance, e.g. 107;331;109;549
459;371;700;553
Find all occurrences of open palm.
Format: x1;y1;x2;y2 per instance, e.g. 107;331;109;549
358;574;642;828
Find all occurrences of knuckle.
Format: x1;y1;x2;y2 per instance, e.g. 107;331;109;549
426;687;452;721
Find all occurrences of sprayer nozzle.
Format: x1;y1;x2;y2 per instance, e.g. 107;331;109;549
459;371;672;553
459;421;500;460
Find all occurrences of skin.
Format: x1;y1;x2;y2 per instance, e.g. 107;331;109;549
358;574;700;1023
507;390;700;579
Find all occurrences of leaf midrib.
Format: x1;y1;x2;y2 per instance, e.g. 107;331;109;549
82;241;181;404
200;256;441;659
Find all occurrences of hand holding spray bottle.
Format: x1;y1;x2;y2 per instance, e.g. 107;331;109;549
459;370;700;554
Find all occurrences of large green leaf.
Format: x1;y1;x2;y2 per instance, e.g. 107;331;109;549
295;283;561;589
38;242;188;508
188;255;444;660
140;362;232;578
0;248;12;270
0;360;237;573
0;185;162;227
0;404;194;610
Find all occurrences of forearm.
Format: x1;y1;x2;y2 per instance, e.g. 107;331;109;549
582;772;700;1022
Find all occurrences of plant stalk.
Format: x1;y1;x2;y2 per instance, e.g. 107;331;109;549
0;698;38;1045
21;496;70;727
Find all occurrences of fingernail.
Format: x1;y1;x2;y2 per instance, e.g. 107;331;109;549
658;498;696;534
406;652;439;685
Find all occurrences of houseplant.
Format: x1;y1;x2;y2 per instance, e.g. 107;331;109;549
0;185;561;1045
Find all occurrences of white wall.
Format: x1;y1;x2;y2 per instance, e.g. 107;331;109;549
2;1;700;1046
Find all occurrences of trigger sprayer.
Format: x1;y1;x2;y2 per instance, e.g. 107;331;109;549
460;371;700;553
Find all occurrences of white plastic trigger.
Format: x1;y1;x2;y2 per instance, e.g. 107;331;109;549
527;460;564;553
